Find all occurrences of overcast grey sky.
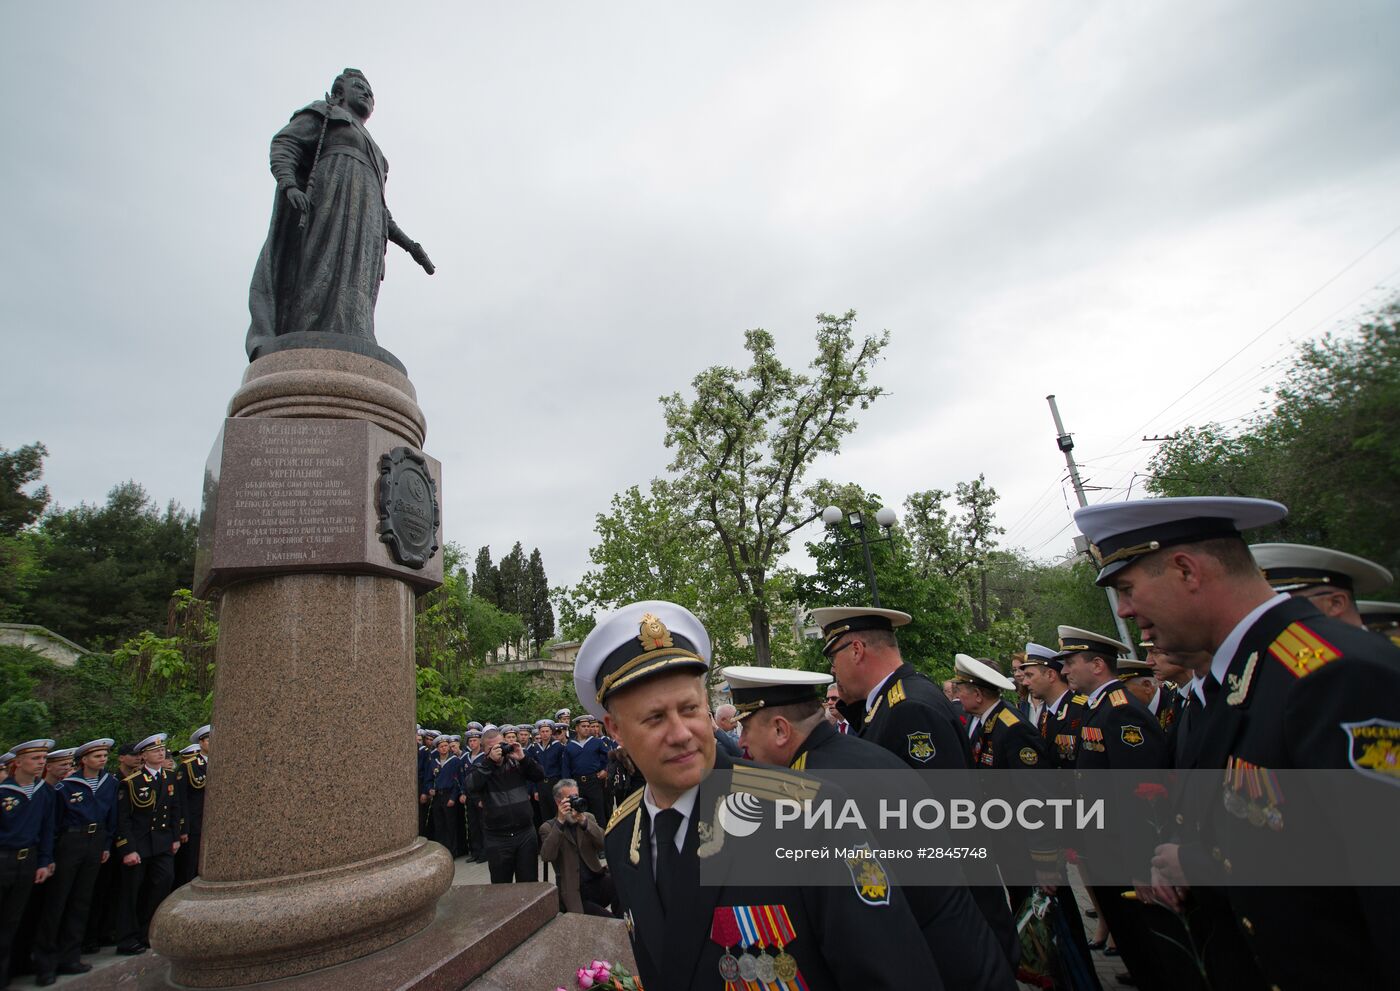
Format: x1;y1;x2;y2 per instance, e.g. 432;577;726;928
4;1;1399;592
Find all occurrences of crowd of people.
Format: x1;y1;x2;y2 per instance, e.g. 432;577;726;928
5;493;1400;990
574;496;1400;991
0;728;208;988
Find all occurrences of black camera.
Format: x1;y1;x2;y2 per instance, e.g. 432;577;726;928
567;795;587;812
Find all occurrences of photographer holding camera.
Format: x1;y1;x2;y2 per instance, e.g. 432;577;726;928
464;728;545;884
538;779;617;917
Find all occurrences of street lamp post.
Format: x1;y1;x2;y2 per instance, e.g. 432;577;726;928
821;505;897;606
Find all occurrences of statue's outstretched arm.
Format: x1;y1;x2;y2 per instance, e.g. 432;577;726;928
388;212;434;275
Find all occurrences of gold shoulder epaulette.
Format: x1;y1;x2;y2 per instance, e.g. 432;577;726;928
887;680;907;706
606;789;643;834
1108;689;1129;707
1071;694;1089;705
733;764;822;804
122;770;145;784
790;753;809;771
996;707;1019;728
1268;622;1342;678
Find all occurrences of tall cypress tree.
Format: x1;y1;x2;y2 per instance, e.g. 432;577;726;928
525;547;555;655
472;546;499;607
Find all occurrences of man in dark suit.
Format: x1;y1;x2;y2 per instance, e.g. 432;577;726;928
1078;496;1400;990
725;664;1017;991
577;600;941;991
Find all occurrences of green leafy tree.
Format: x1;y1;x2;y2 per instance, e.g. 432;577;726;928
24;482;197;649
0;442;49;535
987;552;1121;646
457;669;580;727
558;479;765;669
660;311;889;664
0;442;50;621
1148;302;1400;585
416;665;472;729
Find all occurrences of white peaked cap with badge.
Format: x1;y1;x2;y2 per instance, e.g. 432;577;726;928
190;725;211;744
1250;543;1393;596
721;666;833;719
1024;643;1058;663
807;607;912;654
179;744;202;758
1055;625;1129;659
1073;496;1287;586
136;733;167;754
953;654;1015;692
574;600;712;720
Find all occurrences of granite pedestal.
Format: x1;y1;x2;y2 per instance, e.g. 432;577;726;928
151;348;452;986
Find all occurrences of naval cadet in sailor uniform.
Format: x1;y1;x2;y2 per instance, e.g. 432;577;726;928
1;740;56;991
1079;496;1400;990
811;605;1018;969
114;733;184;955
723;664;1018;991
32;738;116;984
578;600;942;991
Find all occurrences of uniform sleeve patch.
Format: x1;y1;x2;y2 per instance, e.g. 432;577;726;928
1269;622;1342;678
1343;719;1400;785
907;732;935;763
844;845;891;906
1018;747;1040;766
1120;725;1144;747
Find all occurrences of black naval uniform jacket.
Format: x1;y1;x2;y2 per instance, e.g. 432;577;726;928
858;663;972;770
973;700;1052;770
789;720;1018;991
604;749;940;991
178;753;207;837
854;663;1017;967
1039;688;1090;769
115;767;183;859
1072;680;1168;772
1175;596;1400;990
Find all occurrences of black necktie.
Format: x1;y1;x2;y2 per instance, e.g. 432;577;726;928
653;809;682;916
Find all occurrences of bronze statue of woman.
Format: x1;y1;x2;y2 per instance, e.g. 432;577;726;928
246;69;434;370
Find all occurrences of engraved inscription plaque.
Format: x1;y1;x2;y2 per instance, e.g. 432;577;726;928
194;417;443;595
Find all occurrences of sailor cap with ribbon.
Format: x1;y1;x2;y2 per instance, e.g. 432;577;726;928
721;666;832;720
1055;625;1128;662
74;738;115;760
1250;543;1393;596
808;606;912;654
574;600;711;720
953;654;1015;692
1073;496;1287;586
46;747;77;762
8;739;55;759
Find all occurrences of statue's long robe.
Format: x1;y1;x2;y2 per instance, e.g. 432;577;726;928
246;101;405;359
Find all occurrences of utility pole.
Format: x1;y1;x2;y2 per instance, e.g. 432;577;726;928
1047;395;1138;658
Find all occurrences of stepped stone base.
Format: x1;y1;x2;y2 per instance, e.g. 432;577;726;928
63;884;624;991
